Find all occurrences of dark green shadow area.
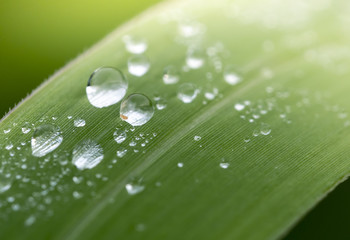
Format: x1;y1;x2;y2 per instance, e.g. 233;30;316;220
285;179;350;240
0;0;161;117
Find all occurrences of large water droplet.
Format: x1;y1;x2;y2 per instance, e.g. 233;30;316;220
0;175;12;193
177;83;199;103
113;129;127;144
224;66;242;85
123;35;148;54
120;94;154;126
163;66;179;84
31;124;63;157
86;67;128;108
128;55;150;77
72;139;104;170
186;48;205;69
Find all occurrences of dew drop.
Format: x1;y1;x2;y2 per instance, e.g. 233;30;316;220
22;122;32;134
86;67;128;108
3;129;11;134
120;94;154;126
156;98;167;110
72;139;104;170
186;48;205;69
163;66;179;84
194;135;201;141
24;215;36;226
125;180;145;195
128;55;150;77
260;123;272;135
5;143;13;150
177;162;184;168
224;66;242;85
234;103;245;111
117;148;127;158
113;129;127;144
74;118;86;127
177;83;199;103
219;162;230;169
0;175;12;193
31;124;63;157
123;35;147;54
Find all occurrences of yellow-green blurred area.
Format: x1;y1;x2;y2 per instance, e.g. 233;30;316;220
0;0;161;117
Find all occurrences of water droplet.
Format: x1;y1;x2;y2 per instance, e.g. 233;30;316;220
177;162;184;168
3;129;11;134
224;66;242;85
186;48;205;69
24;215;36;226
86;67;128;108
135;223;146;232
177;83;199;103
117;148;127;158
72;140;104;170
74;118;86;127
253;129;260;137
120;94;154;126
163;66;179;84
219;162;230;169
260;123;272;135
125;180;145;195
113;129;127;144
156;98;167;110
0;175;12;193
128;55;150;77
5;143;13;150
204;88;218;100
73;191;83;199
234;103;245;111
194;136;201;141
123;35;147;54
31;124;63;157
21;122;32;134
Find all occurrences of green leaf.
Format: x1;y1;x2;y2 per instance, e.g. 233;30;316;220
1;0;350;239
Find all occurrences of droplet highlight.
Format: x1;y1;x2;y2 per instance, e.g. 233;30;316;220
128;55;150;77
177;83;199;103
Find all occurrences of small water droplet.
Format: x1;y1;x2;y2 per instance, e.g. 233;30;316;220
194;136;201;141
260;123;272;135
21;122;32;134
128;55;150;77
86;67;128;108
120;94;154;126
253;129;260;137
74;118;86;127
125;179;145;195
163;66;179;84
177;162;184;168
224;66;242;85
5;143;13;150
177;83;199;103
123;35;148;54
72;139;104;170
0;175;12;193
117;148;127;158
3;129;11;134
135;223;146;232
234;103;245;111
113;129;127;144
73;191;83;199
24;215;36;226
156;98;167;110
186;48;205;69
219;162;230;169
31;124;63;157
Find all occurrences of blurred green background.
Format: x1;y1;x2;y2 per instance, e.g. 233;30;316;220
0;0;349;239
0;0;160;117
